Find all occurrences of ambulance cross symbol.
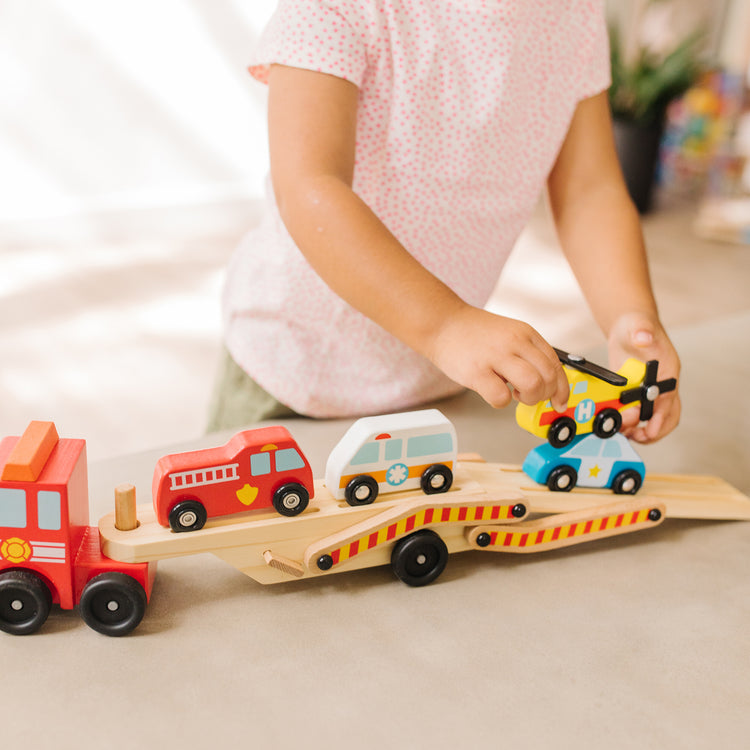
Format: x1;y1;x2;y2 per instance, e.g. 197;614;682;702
387;463;409;486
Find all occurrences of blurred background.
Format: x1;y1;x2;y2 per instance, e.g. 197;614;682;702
1;0;749;460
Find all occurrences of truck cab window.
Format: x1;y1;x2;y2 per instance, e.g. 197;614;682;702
0;488;27;528
38;490;62;530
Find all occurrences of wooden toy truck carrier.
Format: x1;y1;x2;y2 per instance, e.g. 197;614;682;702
3;421;749;636
98;457;750;588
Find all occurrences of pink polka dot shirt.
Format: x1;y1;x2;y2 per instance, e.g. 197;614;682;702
223;0;611;417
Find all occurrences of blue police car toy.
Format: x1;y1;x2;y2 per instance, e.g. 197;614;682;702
522;432;645;494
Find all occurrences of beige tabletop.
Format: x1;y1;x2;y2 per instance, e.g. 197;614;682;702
2;317;749;750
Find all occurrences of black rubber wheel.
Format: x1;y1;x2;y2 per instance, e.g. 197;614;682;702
0;570;52;635
547;465;578;492
79;572;147;637
391;530;448;587
548;417;576;448
420;464;453;495
272;482;310;517
168;499;207;532
344;475;379;506
612;469;643;495
593;408;622;439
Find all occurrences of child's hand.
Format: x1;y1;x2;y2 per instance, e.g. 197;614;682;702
428;305;570;412
608;311;681;443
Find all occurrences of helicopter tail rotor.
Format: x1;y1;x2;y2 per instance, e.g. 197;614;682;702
619;360;677;422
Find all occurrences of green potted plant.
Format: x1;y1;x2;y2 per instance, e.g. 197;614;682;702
609;1;706;212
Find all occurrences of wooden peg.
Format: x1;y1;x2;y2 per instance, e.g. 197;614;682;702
114;483;139;531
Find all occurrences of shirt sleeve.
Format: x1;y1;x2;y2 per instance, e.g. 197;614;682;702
575;1;612;101
249;0;368;87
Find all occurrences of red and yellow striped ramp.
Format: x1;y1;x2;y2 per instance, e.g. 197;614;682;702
466;498;666;554
304;493;528;575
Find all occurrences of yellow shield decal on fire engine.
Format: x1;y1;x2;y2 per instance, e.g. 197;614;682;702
236;484;259;506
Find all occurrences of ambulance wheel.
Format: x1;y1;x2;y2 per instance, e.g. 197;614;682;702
345;475;379;506
0;570;52;635
612;469;643;495
593;409;622;439
420;464;453;495
169;499;207;532
548;417;576;448
80;572;147;637
391;530;448;587
547;465;577;492
273;483;310;517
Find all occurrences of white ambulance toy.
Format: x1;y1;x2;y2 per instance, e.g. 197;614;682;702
325;410;458;506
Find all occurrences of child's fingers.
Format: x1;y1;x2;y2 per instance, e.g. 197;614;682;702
500;346;569;410
473;370;514;409
644;392;681;441
623;391;681;444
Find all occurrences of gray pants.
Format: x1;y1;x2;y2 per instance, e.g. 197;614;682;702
206;348;300;434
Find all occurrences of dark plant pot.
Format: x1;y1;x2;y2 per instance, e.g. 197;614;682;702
613;118;664;214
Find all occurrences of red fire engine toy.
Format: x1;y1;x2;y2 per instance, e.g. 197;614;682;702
0;421;155;636
152;426;314;532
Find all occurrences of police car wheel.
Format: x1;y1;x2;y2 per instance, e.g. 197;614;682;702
169;499;208;532
79;572;147;637
420;464;453;495
0;570;52;635
593;409;622;439
547;465;577;492
391;530;448;587
612;469;642;495
548;417;576;448
345;475;379;506
273;483;310;516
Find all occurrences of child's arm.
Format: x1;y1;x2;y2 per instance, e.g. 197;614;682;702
547;90;681;442
268;64;570;412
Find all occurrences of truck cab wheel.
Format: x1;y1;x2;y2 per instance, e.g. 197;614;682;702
169;499;207;532
0;570;52;635
420;464;453;495
391;530;448;587
79;572;147;637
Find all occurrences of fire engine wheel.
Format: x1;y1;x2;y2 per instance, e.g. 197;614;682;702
169;499;208;532
593;409;622;439
547;465;578;492
612;469;643;495
79;572;147;637
548;417;576;448
0;570;52;635
344;475;379;506
273;483;310;517
391;529;449;587
420;464;453;495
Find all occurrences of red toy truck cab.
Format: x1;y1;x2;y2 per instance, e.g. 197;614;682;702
0;421;155;636
153;426;314;532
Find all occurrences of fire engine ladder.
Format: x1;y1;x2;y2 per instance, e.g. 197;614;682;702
169;463;239;491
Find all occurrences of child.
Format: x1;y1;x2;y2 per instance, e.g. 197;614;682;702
211;0;681;444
